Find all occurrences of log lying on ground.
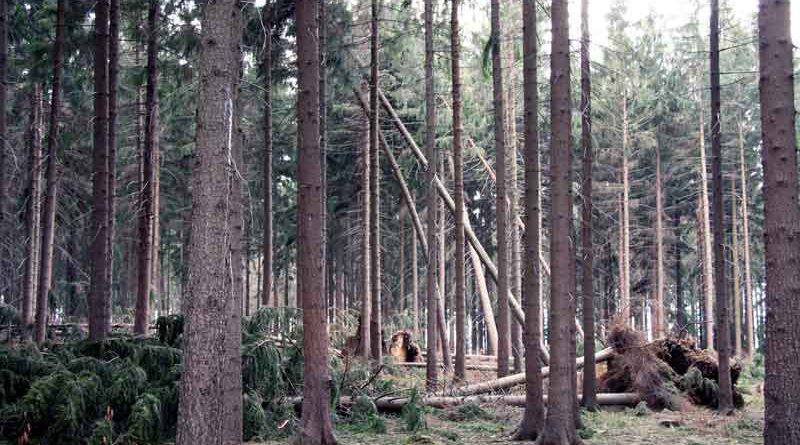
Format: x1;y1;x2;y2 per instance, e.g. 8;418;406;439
394;361;498;372
451;347;615;396
316;393;639;413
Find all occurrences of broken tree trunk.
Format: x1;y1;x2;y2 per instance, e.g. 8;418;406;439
291;393;639;412
469;245;498;355
379;89;549;363
451;347;614;396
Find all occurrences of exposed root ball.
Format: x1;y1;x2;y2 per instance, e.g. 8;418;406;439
389;330;421;362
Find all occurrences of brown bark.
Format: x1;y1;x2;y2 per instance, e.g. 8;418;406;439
738;122;755;358
175;1;242;443
653;144;665;338
490;0;511;378
515;0;544;437
262;3;274;307
22;85;43;340
135;0;159;336
90;0;111;341
359;83;371;360
709;0;733;413
293;0;337;441
539;0;579;442
470;245;498;354
758;1;800;441
579;0;597;413
620;96;631;323
0;0;6;283
424;0;438;391
224;24;245;443
731;176;742;357
451;0;465;378
35;0;65;345
369;0;382;362
412;207;419;336
107;0;120;318
674;208;686;329
399;203;406;314
698;108;715;350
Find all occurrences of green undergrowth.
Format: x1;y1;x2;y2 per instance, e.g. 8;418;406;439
0;308;307;445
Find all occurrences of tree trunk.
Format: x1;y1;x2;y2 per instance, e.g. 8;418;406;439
262;4;274;307
620;96;631;323
451;0;465;378
674;208;686;330
35;0;65;345
90;0;111;341
579;0;597;412
539;0;579;442
514;0;544;437
135;0;159;336
731;176;742;357
399;203;406;314
490;0;510;378
698;108;715;350
653;143;665;338
359;83;371;360
22;85;43;340
424;0;439;391
369;0;382;362
175;1;243;444
0;0;7;294
470;246;498;354
294;0;337;441
107;0;120;320
709;0;733;413
412;208;419;336
738;122;755;358
758;1;800;441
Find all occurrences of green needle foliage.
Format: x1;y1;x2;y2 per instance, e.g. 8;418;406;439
0;308;303;444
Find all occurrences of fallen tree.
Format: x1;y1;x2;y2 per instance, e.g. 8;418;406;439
394;361;497;372
451;346;615;396
292;392;639;413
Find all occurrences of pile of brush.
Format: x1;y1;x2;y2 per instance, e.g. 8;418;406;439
598;319;743;411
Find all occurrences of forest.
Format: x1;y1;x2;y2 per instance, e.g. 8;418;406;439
0;0;797;444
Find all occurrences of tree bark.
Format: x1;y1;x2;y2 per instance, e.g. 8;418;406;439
698;108;715;350
709;0;733;413
653;143;665;338
579;0;597;413
90;0;111;341
412;206;419;336
359;83;371;360
731;175;742;357
514;0;544;437
451;0;465;377
35;0;65;346
135;0;159;336
22;85;43;340
175;1;243;444
262;3;274;307
674;207;686;330
224;27;245;444
293;0;337;441
399;203;406;314
539;0;579;442
758;1;800;441
620;96;631;323
738;122;755;358
490;0;510;379
470;246;498;354
107;0;120;320
369;0;382;362
424;0;439;392
0;0;7;291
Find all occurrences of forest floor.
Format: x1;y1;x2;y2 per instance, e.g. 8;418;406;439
255;369;765;445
